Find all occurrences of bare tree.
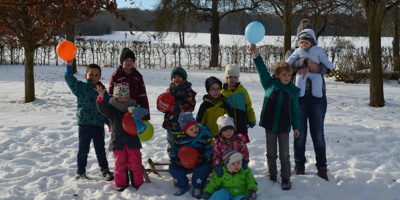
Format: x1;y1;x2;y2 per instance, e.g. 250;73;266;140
393;5;400;76
360;0;400;107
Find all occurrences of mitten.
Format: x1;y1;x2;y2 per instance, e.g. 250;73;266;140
215;164;223;177
195;156;208;167
127;106;135;113
201;192;211;200
172;157;183;169
242;189;257;200
248;122;255;128
66;65;73;73
242;160;249;169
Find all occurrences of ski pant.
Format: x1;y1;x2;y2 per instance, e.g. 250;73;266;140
113;145;143;187
169;162;211;189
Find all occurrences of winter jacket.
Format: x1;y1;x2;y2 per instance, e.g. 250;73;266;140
211;134;249;167
108;66;150;120
169;124;213;161
203;166;257;196
254;55;300;133
196;94;233;137
221;83;256;133
286;29;334;70
65;72;109;126
96;98;142;151
162;80;197;130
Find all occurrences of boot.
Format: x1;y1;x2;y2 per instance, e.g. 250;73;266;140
174;185;190;196
101;169;114;181
192;187;202;199
317;167;329;181
281;179;291;190
75;172;89;180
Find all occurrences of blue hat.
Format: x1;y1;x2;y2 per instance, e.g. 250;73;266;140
171;67;187;80
178;112;197;132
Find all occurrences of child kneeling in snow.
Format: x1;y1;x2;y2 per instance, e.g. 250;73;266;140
96;82;148;192
201;151;257;200
169;112;212;199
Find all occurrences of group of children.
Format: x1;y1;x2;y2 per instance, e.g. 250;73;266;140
64;27;332;199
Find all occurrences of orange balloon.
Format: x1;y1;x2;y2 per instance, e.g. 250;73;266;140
178;146;199;169
122;112;138;135
56;40;77;61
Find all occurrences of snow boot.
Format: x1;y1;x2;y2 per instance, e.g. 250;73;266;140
281;179;291;190
101;170;114;181
192;187;202;199
174;185;190;196
75;172;89;180
116;186;127;192
317;167;329;181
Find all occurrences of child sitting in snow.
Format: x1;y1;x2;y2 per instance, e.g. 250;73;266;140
96;82;148;192
212;114;249;178
168;112;212;199
201;151;258;200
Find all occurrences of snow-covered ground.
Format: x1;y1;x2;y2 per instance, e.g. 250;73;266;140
0;32;399;200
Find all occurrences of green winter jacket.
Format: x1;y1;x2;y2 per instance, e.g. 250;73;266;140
196;94;233;137
203;166;257;196
253;55;300;133
221;83;256;133
65;72;109;126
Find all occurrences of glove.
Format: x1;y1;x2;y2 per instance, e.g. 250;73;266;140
242;189;257;200
201;192;211;200
242;160;249;169
66;65;73;73
215;164;223;177
172;157;183;169
196;156;208;167
248;122;255;128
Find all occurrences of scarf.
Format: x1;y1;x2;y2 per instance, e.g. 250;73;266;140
109;97;136;112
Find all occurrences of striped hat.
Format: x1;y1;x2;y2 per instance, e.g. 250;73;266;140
178;112;198;133
223;151;243;172
171;67;187;80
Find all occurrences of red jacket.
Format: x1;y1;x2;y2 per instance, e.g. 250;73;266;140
108;66;150;120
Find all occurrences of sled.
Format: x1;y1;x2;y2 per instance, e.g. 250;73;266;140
143;158;194;183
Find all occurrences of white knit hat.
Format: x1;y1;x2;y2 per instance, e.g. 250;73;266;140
113;82;130;98
217;114;235;134
223;151;243;172
225;64;240;77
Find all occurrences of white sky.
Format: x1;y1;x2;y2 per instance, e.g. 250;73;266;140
116;0;157;10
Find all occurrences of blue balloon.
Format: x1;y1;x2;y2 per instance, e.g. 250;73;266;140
245;21;265;44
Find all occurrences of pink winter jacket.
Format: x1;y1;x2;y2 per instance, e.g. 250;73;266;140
211;134;250;167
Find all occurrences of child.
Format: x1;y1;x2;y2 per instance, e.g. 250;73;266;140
286;29;334;98
221;64;256;143
249;44;300;190
201;151;257;200
108;48;150;120
212;114;249;178
169;112;212;199
196;76;233;137
64;60;114;181
161;67;196;152
96;82;147;192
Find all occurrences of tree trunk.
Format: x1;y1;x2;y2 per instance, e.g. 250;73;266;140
209;0;220;68
66;24;77;73
283;0;292;58
24;46;35;103
393;6;400;75
366;3;385;107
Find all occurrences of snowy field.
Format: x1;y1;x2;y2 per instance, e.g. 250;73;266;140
0;32;399;200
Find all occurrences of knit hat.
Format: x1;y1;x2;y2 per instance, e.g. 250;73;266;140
205;76;222;93
217;114;235;134
120;48;136;65
113;82;130;98
223;151;243;172
178;112;198;133
296;19;314;36
225;64;240;77
171;67;187;80
298;32;314;45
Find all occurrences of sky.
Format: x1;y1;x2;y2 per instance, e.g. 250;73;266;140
0;32;399;200
116;0;157;10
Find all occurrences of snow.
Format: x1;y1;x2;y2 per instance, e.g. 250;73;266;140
0;32;399;200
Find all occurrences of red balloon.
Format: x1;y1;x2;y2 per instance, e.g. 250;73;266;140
157;92;175;113
122;112;138;135
178;146;199;169
56;40;77;61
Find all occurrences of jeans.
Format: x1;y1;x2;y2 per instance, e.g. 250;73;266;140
266;130;291;180
293;94;327;172
77;125;109;173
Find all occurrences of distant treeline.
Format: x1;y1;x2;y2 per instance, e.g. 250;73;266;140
75;8;393;37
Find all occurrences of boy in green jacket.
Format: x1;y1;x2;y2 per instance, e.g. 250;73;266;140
201;151;257;200
249;44;300;190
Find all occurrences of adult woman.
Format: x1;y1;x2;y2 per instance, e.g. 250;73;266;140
285;19;330;181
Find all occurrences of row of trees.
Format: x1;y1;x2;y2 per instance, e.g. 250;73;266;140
0;0;399;107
